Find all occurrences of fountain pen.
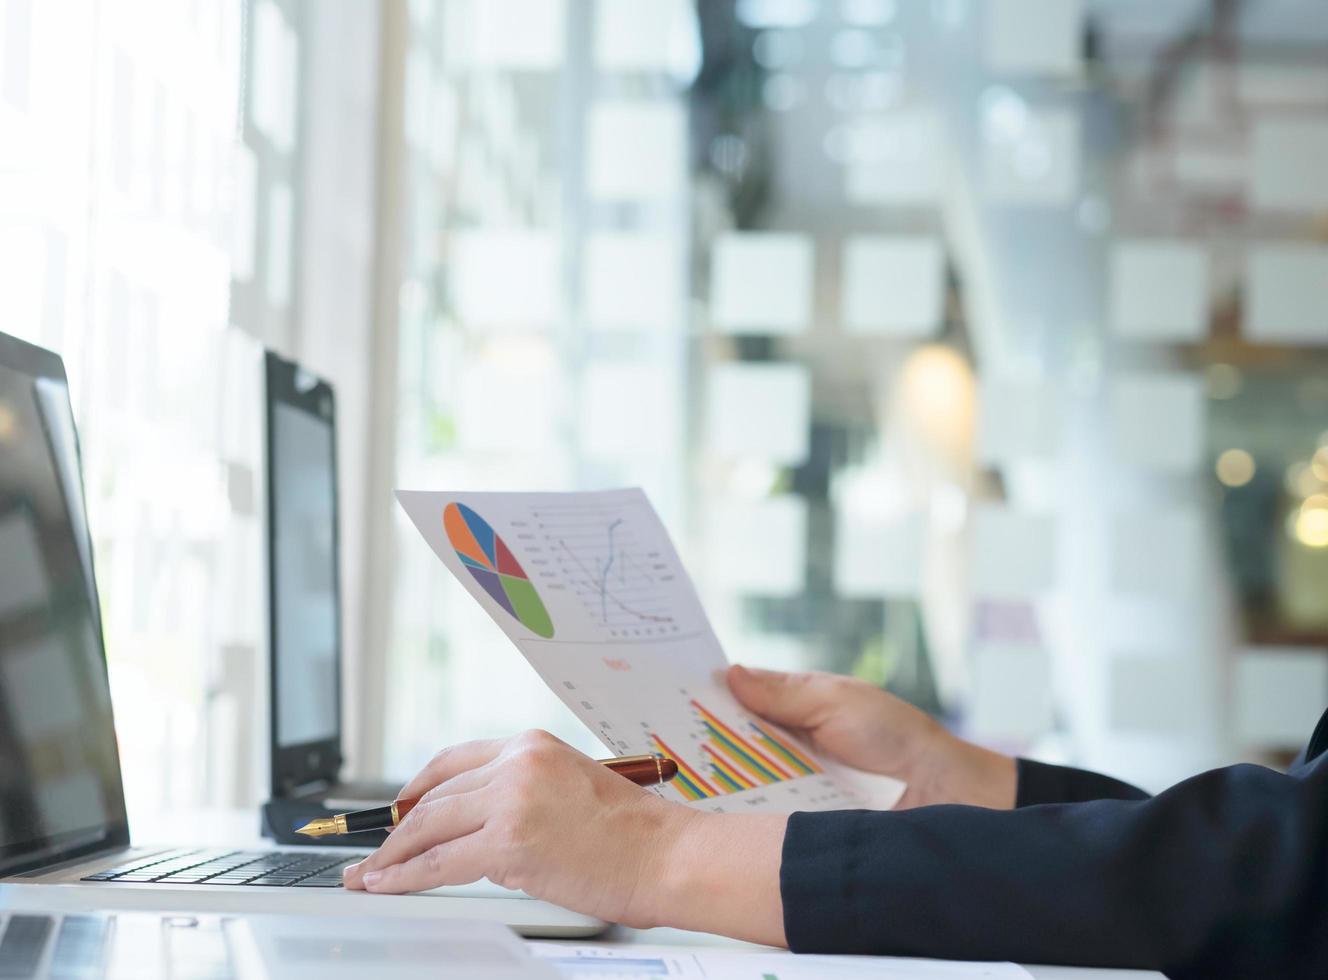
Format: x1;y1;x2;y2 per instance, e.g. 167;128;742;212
295;753;679;838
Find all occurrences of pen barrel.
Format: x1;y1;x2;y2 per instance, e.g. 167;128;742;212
393;797;420;824
607;755;669;786
343;803;395;834
357;757;678;836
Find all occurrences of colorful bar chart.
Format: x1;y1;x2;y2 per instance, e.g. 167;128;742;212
650;700;821;802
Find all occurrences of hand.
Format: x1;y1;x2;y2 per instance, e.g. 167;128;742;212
342;729;789;945
727;664;1015;809
342;730;673;923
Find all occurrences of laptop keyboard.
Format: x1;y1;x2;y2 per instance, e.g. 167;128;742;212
80;848;355;887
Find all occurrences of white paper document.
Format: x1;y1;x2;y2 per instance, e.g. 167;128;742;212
397;488;906;814
528;942;1033;980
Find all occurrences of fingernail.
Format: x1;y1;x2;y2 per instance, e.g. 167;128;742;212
362;871;382;887
343;862;361;875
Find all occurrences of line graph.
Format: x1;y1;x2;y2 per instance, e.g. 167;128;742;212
532;503;681;638
597;519;624;623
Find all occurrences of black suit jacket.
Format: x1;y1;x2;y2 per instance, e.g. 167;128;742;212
780;707;1328;979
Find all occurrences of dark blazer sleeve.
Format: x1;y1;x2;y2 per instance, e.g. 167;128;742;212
781;755;1328;979
1015;757;1150;805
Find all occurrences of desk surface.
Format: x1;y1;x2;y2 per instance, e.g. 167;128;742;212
132;808;1162;979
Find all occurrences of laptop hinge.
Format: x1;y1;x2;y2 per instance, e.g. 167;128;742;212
10;843;150;878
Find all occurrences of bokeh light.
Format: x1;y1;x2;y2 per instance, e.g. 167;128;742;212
1216;449;1255;488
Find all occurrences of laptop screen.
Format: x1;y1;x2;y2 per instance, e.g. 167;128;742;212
0;334;129;875
265;350;344;792
271;400;339;749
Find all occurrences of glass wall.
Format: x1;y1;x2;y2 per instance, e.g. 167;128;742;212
0;0;380;822
382;0;1328;791
2;0;1324;813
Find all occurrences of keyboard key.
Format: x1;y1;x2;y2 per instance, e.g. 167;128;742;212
243;877;301;886
47;915;108;980
293;880;343;887
0;913;54;978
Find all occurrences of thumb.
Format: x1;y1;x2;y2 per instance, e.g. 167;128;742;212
726;664;832;730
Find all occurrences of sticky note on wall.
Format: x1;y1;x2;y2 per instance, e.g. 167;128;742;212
1109;654;1205;733
586;101;685;201
451;230;561;329
1110;509;1204;597
1109;240;1210;342
706;362;811;465
593;0;694;72
444;0;567;70
1109;373;1205;471
977;378;1060;463
840;235;944;337
985;0;1083;75
833;511;923;599
710;232;813;335
970;505;1057;600
969;643;1055;740
1244;244;1328;345
1249;118;1328;212
1235;649;1328;748
583;232;683;332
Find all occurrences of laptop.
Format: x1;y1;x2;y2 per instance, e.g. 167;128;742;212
0;893;557;980
260;350;399;846
0;331;605;936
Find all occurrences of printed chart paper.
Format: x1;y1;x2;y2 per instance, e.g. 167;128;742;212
397;488;905;813
528;942;1033;980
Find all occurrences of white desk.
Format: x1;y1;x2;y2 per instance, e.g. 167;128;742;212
129;809;1161;979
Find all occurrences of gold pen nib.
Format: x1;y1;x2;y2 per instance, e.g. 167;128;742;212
294;817;338;838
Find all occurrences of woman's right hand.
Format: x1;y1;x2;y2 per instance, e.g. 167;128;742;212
727;664;1016;810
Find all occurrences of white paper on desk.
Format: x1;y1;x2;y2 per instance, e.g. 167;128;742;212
233;916;559;979
397;488;906;813
528;942;1033;979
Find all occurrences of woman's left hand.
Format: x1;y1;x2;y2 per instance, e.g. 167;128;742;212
341;729;689;927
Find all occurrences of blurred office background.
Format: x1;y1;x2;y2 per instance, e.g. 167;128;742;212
1;0;1326;825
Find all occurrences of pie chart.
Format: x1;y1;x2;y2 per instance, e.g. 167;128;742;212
444;502;555;639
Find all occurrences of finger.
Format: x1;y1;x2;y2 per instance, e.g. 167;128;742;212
397;738;507;800
726;664;833;730
343;789;489;888
416;762;496;806
360;831;492;895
